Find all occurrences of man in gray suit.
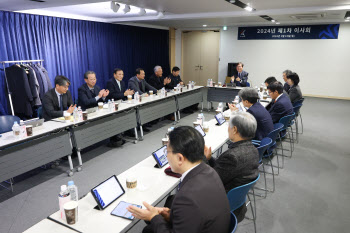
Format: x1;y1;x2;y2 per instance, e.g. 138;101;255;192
128;126;231;233
128;68;157;95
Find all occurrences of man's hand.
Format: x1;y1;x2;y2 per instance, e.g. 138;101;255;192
159;207;171;222
164;77;171;85
235;77;241;82
179;81;184;86
124;89;134;96
228;103;238;112
143;93;149;97
98;89;105;98
67;104;76;114
204;145;212;160
103;89;109;97
230;76;235;82
127;202;159;221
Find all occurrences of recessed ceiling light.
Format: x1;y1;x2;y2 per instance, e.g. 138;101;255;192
229;0;236;3
271;20;275;23
345;19;350;22
244;6;253;12
203;25;207;27
276;22;280;24
223;26;227;30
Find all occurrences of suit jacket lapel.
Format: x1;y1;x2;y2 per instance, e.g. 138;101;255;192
52;89;60;110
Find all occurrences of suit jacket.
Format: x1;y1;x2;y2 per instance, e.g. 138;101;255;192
283;82;290;92
150;162;230;233
247;102;274;140
77;83;104;110
106;78;126;101
42;88;73;121
288;85;302;103
268;93;294;123
5;65;33;116
232;70;248;87
128;76;157;95
147;74;168;90
168;74;183;89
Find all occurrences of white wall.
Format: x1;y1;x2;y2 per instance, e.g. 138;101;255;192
218;23;350;99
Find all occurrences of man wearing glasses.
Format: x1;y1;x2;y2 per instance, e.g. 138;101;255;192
42;75;76;121
267;81;293;123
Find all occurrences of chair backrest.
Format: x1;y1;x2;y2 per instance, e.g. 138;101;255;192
246;82;251;87
227;174;260;212
279;113;295;130
0;115;21;134
293;104;302;116
293;97;304;107
267;123;284;143
257;137;273;162
37;106;43;119
229;211;238;233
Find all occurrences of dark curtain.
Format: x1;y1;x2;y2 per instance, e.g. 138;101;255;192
0;11;170;114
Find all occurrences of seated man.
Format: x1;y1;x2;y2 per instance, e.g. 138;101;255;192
229;88;274;140
147;65;171;90
128;126;230;233
204;112;259;222
77;71;109;110
264;76;289;97
286;72;302;103
106;68;134;101
128;68;157;95
167;66;183;89
267;81;294;123
230;62;248;87
42;75;75;121
282;69;292;92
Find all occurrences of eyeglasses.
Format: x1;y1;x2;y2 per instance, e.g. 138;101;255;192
164;148;174;156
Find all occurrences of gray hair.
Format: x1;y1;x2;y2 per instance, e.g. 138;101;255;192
238;87;259;104
229;112;257;139
154;65;162;73
84;70;96;79
283;69;292;76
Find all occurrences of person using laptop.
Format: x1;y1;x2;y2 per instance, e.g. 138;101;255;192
77;71;109;110
204;111;259;222
127;126;230;233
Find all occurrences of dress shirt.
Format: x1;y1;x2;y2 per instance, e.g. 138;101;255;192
180;163;200;182
116;80;121;90
275;93;283;102
55;89;67;115
88;86;105;101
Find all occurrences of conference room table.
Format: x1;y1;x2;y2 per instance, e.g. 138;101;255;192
44;116;230;233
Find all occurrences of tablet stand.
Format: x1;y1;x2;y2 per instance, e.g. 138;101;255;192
93;205;101;210
154;164;161;168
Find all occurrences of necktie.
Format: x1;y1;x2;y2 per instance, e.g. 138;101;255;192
138;81;143;91
90;89;96;98
60;95;63;111
177;180;182;191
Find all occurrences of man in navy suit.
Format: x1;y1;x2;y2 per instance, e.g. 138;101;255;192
267;81;293;123
77;71;109;110
229;88;274;140
230;62;248;87
106;68;134;101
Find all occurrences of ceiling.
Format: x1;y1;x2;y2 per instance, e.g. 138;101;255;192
0;0;349;29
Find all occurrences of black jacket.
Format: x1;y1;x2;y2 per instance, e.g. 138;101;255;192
77;83;104;110
247;102;274;140
147;74;167;90
106;78;126;101
42;88;73;121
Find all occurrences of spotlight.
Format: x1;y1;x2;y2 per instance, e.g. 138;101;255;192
271;19;275;23
123;4;131;14
223;26;227;30
244;6;253;12
157;11;164;19
229;0;236;3
139;8;146;16
110;2;120;13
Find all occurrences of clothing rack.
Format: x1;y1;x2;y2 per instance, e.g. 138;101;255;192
0;59;44;116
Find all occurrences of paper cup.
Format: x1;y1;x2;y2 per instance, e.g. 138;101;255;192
64;201;78;225
149;90;153;95
64;112;71;122
203;122;209;133
82;112;88;120
115;103;119;111
126;177;137;189
162;138;169;146
193;122;200;128
98;102;103;109
26;125;33;136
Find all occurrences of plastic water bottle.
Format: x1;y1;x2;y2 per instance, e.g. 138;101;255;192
108;100;112;112
12;121;21;137
58;185;70;219
161;88;165;97
134;92;139;103
201;112;205;123
218;102;224;112
111;99;115;111
209;79;213;87
73;107;79;122
68;181;78;202
78;106;83;121
197;114;203;126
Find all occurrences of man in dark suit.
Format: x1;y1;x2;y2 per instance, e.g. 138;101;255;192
128;68;157;95
167;66;183;89
283;69;292;92
106;68;134;101
264;76;289;97
204;111;259;222
147;66;171;90
77;71;109;110
229;88;274;140
267;81;294;123
128;126;231;233
42;75;75;121
230;62;248;87
286;72;303;103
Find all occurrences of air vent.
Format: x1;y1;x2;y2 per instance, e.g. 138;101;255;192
290;13;326;20
30;0;46;2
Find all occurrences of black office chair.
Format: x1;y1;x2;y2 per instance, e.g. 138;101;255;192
0;115;21;134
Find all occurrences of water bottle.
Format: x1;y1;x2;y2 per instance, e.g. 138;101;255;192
12;121;21;137
218;102;224;112
207;79;210;87
58;185;70;219
201;112;205;123
161;88;165;97
73;107;79;122
197;114;203;126
165;127;173;140
209;79;213;87
108;100;112;112
111;99;115;111
68;181;78;202
78;106;83;121
134;92;139;103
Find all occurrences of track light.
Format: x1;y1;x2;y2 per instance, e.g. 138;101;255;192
139;8;146;16
110;1;120;13
123;4;131;14
244;6;253;11
157;11;164;19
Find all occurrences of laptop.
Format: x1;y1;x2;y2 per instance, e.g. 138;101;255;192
22;118;44;127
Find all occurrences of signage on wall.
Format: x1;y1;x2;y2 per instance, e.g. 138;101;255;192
238;24;340;40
